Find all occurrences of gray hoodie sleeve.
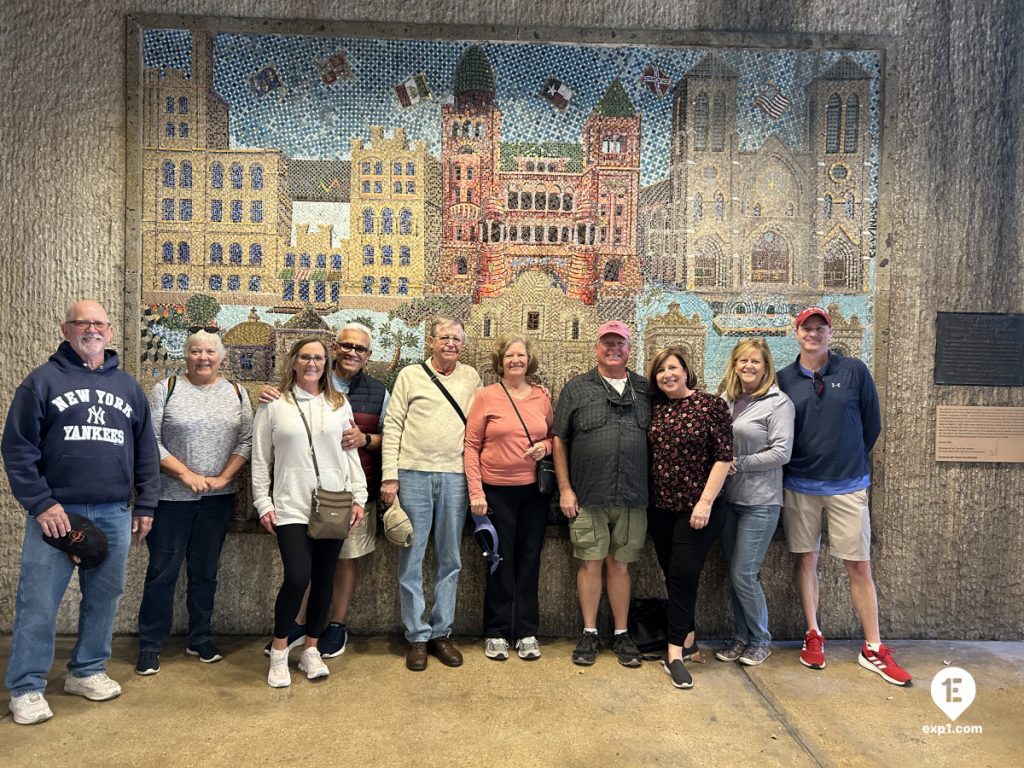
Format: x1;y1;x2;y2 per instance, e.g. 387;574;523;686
736;392;795;473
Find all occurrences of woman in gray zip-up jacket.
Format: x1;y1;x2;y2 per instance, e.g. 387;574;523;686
716;338;794;667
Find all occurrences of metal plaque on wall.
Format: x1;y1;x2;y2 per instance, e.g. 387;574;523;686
934;312;1024;386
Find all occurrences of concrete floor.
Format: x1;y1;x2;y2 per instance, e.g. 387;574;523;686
2;637;1021;767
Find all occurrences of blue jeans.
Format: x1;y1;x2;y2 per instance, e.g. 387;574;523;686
720;502;779;646
5;503;132;697
396;470;467;643
137;495;234;652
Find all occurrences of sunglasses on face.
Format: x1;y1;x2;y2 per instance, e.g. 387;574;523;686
335;341;369;354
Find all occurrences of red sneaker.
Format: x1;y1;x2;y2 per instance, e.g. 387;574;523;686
799;629;826;669
858;643;912;686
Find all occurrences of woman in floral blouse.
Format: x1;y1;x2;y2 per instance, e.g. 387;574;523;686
647;346;733;689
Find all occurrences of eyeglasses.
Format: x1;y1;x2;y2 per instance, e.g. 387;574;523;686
812;371;825;398
434;335;465;345
189;325;219;334
335;341;369;354
297;354;326;364
66;320;111;331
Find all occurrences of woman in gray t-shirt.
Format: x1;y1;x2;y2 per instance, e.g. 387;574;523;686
135;330;253;676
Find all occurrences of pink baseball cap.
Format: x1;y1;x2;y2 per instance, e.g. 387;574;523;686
596;320;631;341
795;306;832;328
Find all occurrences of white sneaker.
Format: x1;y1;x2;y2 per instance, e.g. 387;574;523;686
297;647;329;680
267;648;291;688
484;638;509;660
10;692;53;725
516;636;542;660
64;673;122;701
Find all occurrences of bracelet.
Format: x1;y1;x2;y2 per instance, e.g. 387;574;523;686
364;432;372;448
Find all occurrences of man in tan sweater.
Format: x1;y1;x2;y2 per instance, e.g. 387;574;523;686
381;317;482;671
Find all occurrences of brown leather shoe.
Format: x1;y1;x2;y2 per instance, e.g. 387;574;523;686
406;642;427;671
427;636;463;667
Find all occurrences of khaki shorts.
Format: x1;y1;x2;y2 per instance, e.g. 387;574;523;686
340;498;378;559
782;489;871;561
569;505;647;563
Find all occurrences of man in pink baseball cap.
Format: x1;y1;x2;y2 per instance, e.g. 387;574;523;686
552;319;650;669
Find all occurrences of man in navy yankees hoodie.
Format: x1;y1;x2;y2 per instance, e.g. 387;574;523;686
2;301;159;725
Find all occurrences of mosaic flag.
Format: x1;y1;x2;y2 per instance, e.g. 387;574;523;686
641;64;672;97
248;64;283;97
540;77;574;111
317;51;353;85
394;73;432;108
754;82;791;120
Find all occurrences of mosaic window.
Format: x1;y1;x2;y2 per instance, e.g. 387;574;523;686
162;241;173;263
165;96;174;114
250;244;263;265
694;92;709;151
844;95;860;153
299;280;309;301
210;243;223;263
331;282;340;302
382;246;393;265
693;238;724;287
400;208;412;235
284;252;294;267
382;208;394;234
165;122;175;137
251;200;263;222
162;161;175;187
711;93;726;152
363;245;374;265
380;277;391;295
179;123;188;138
823;238;856;288
362;276;373;294
826;93;841;153
331;254;341;269
750;231;789;283
398;277;409;295
177;273;188;290
161;273;173;290
177;242;189;263
283;280;294;300
179;96;188;114
315;281;326;301
230;243;243;264
526;311;540;331
400;246;410;266
162;198;174;220
228;275;241;291
211;163;223;188
179;200;192;221
181;161;192;187
230;200;242;222
251;164;264;189
363;208;374;234
230;163;243;189
209;274;222;290
300;252;310;267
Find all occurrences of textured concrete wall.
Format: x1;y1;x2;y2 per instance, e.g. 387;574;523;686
1;0;1021;641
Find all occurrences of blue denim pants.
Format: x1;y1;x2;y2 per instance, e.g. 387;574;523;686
396;469;467;643
720;502;780;646
137;495;234;652
5;502;132;697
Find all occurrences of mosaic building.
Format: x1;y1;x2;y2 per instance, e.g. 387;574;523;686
643;53;872;300
434;46;643;305
346;126;440;300
141;32;291;308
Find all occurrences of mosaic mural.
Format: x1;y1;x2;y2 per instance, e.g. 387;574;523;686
134;26;883;396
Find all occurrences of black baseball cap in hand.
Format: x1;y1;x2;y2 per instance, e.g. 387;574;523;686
42;513;108;569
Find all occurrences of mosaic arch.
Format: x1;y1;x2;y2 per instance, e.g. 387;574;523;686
128;19;884;397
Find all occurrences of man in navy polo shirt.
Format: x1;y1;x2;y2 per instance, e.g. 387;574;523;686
777;306;911;686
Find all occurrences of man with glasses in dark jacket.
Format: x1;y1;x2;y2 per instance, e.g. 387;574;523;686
777;306;911;687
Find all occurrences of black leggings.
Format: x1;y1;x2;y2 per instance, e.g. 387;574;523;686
647;503;725;647
481;483;548;641
273;524;343;639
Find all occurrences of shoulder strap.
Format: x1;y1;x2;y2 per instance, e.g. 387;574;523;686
165;375;177;403
229;379;243;404
292;398;322;483
420;362;466;425
498;381;534;446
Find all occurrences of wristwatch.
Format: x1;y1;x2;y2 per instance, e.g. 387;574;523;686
363;433;372;448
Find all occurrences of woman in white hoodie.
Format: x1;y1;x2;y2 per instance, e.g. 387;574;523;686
716;338;794;667
252;336;367;688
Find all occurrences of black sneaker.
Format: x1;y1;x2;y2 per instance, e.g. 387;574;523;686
318;622;348;659
186;641;223;663
663;658;693;689
135;650;160;676
572;632;601;666
612;633;643;668
264;623;306;657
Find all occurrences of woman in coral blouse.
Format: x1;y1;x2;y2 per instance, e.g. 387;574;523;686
647;346;733;690
464;335;553;662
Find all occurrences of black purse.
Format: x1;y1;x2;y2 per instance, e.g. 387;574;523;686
498;381;556;495
294;399;352;540
627;597;669;658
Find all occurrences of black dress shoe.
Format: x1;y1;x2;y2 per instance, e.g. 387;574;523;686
427;636;463;667
406;642;427;671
